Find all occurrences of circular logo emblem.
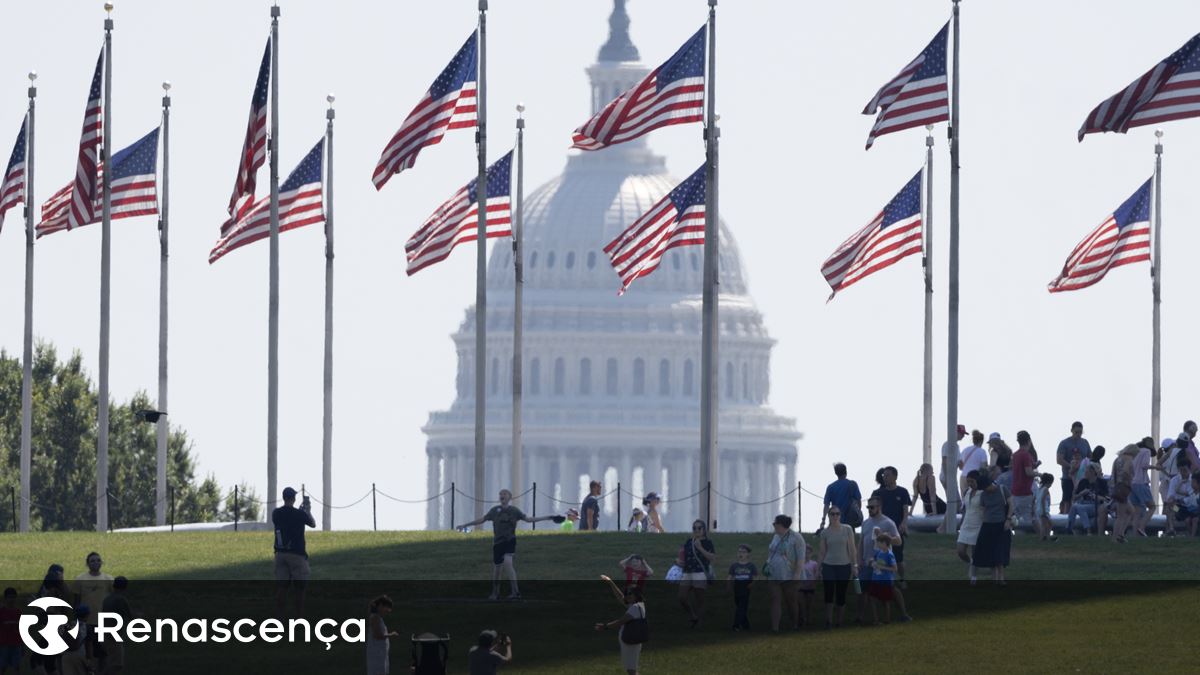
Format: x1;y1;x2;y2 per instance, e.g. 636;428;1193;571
18;597;80;657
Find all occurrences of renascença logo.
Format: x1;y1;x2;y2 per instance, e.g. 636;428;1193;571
18;597;80;657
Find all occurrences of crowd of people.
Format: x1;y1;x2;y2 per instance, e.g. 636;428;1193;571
0;553;134;675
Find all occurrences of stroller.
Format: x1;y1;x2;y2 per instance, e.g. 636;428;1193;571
411;633;450;675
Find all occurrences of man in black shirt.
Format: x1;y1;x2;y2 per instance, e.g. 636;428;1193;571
273;486;316;616
870;467;912;585
580;480;602;531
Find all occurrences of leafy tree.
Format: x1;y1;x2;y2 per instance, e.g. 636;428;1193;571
0;343;254;531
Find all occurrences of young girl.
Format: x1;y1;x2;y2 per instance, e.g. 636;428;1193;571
1035;473;1056;541
867;532;898;625
797;544;819;625
619;554;654;592
367;595;398;675
627;508;647;532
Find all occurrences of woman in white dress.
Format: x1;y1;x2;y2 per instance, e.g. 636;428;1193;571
367;595;397;675
956;470;985;585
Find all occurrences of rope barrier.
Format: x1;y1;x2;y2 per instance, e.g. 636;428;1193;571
376;487;451;504
711;486;798;506
308;489;373;510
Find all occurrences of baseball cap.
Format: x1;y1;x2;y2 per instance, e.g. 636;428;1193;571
282;486;298;499
956;424;967;436
988;432;1002;442
1162;437;1176;450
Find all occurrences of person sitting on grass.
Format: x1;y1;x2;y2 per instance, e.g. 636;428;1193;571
866;530;898;625
1068;462;1109;535
458;489;560;601
467;630;512;675
1035;473;1056;541
620;554;653;592
727;544;757;631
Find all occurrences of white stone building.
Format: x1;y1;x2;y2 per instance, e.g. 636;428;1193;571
424;0;799;532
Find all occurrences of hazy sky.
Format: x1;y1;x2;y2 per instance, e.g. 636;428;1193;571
3;1;1199;531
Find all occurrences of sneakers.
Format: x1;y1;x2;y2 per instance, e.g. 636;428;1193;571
898;615;914;623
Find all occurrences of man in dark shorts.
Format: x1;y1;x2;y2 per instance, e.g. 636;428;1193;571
272;486;316;616
870;467;912;586
580;480;602;531
461;489;559;600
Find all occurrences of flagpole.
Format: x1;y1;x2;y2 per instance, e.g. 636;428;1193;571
922;126;934;470
322;94;336;531
19;71;37;533
156;81;171;527
96;1;114;532
474;0;489;519
700;0;720;530
943;0;961;533
1151;129;1163;489
511;103;525;508
267;2;281;513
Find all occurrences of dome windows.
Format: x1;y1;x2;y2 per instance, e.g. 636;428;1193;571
633;358;645;395
554;357;566;395
530;251;538;268
658;359;671;396
683;359;695;398
566;252;576;269
606;358;619;395
580;358;593;395
588;251;597;269
530;358;541;396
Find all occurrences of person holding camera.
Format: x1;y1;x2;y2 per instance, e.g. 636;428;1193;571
273;486;316;617
467;630;511;675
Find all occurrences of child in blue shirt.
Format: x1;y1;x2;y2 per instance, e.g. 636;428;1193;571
867;531;898;625
727;544;758;631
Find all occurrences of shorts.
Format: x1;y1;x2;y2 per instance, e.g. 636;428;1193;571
0;645;20;669
492;538;517;565
274;551;311;585
1130;484;1153;508
679;572;708;588
619;638;642;670
867;581;894;602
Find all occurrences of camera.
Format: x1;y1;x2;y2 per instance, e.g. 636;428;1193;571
496;632;510;647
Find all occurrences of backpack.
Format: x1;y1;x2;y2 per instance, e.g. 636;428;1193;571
621;604;649;645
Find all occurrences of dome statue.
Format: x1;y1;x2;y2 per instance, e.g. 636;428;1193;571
424;0;799;532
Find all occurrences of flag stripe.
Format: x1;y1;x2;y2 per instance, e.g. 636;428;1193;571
1048;179;1153;292
1079;33;1200;140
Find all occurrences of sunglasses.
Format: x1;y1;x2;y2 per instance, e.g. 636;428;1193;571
829;511;841;516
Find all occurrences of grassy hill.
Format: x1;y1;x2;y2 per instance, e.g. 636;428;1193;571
1;530;1195;673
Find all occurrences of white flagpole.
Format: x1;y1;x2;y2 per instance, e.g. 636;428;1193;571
156;81;171;526
922;127;934;470
473;0;490;519
267;2;281;513
511;104;525;507
943;0;961;533
97;2;114;532
19;72;37;533
700;0;720;530
322;94;336;531
1151;130;1163;501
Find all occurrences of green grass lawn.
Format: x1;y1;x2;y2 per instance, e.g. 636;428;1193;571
1;530;1195;673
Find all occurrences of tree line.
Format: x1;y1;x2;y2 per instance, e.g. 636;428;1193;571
0;343;259;531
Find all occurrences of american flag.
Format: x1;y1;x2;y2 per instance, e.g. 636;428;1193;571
1048;178;1152;293
572;25;706;151
1079;33;1200;141
821;170;924;299
38;127;160;238
862;23;949;150
372;32;478;190
67;48;105;231
405;150;512;275
226;40;271;226
210;138;324;264
605;164;705;294
0;117;26;232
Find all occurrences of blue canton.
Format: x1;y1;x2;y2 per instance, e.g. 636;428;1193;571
880;170;923;229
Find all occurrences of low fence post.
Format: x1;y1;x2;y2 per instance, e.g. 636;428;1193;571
797;481;802;532
372;483;378;532
450;482;456;531
170;485;175;532
10;486;16;532
616;481;621;532
706;481;712;531
233;485;239;532
106;491;113;532
531;482;537;530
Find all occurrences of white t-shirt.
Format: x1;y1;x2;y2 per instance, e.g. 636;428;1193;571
959;445;987;475
1168;474;1196;506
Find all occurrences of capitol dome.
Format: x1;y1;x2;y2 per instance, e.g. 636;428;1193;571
424;0;799;532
